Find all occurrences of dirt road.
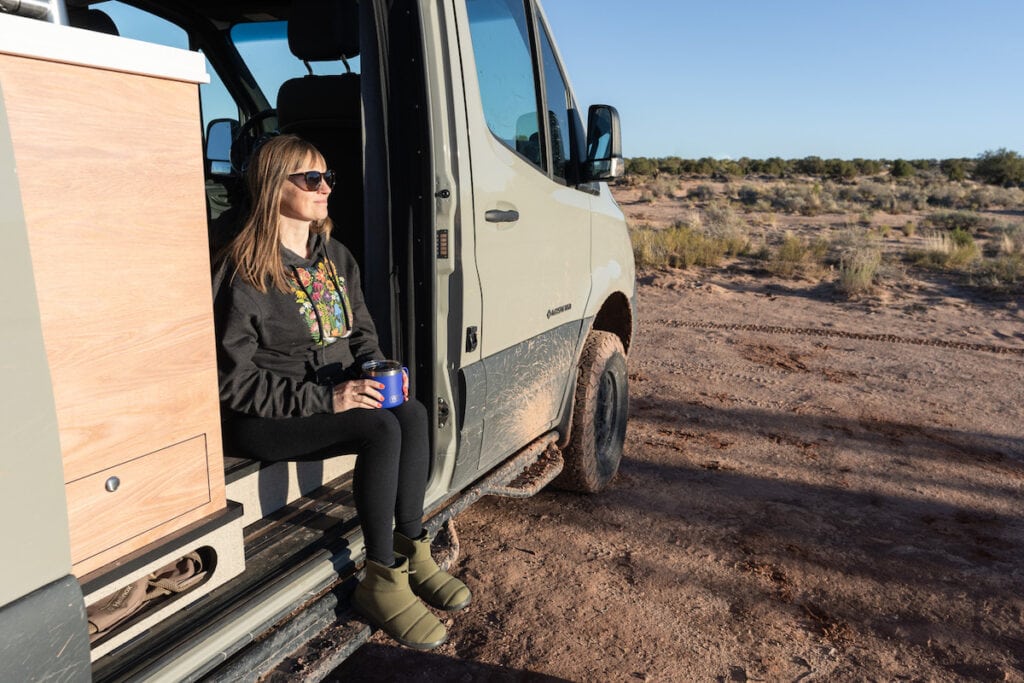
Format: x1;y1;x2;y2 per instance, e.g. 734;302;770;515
334;266;1024;682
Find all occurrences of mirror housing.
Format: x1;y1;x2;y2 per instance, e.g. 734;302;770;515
205;118;238;176
582;104;624;181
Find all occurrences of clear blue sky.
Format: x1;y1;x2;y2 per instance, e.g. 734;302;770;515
103;0;1023;162
541;0;1024;160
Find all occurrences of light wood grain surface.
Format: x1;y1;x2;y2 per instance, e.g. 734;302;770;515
0;52;227;576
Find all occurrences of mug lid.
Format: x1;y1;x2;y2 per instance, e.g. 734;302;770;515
362;359;402;374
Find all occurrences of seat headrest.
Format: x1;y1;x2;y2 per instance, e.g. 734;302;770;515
277;73;361;129
287;0;359;62
66;7;120;36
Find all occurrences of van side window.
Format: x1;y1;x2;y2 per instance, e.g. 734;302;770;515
465;0;544;170
538;22;574;183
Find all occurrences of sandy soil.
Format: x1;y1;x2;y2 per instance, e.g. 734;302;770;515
332;195;1024;682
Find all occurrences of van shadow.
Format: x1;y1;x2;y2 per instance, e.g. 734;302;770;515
329;642;573;682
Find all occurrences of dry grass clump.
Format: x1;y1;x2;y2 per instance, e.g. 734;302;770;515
766;232;830;278
837;245;882;297
631;224;727;270
914;230;980;270
975;225;1024;289
630;202;754;270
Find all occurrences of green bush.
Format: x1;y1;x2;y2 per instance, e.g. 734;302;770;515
891;159;915;178
940;158;967;181
949;228;974;247
974;148;1024;187
626;157;657;176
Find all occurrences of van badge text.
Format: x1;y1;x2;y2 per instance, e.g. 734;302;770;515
546;303;572;319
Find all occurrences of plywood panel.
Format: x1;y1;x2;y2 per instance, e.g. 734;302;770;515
0;51;226;575
66;436;211;571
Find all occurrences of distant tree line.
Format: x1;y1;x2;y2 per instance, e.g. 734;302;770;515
624;149;1024;187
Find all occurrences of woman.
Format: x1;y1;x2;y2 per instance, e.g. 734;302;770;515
213;134;469;651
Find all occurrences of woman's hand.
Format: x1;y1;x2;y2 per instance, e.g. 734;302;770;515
332;379;385;413
402;368;409;400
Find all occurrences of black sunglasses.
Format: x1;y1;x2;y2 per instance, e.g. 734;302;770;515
288;170;336;191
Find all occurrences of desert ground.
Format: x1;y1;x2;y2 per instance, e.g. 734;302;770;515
332;177;1024;682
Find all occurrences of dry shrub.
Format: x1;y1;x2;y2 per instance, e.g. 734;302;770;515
768;182;836;216
926;210;989;234
767;232;829;278
648;175;680;199
976;254;1024;290
688;184;716;202
702;202;751;256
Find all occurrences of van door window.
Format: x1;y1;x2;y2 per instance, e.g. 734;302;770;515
465;0;544;170
537;21;575;183
94;3;235;137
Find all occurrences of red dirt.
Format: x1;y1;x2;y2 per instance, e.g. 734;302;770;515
333;261;1024;682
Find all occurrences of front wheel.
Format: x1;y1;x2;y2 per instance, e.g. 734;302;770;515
555;331;628;493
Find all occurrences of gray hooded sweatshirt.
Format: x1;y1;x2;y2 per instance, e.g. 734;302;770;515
213;233;383;419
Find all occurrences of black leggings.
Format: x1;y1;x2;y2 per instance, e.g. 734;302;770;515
222;399;430;565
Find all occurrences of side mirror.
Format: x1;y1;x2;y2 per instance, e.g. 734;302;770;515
205;118;238;176
582;104;624;181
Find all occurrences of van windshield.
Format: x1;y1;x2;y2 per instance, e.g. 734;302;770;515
231;21;361;108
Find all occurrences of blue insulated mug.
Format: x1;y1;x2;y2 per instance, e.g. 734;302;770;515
361;360;407;409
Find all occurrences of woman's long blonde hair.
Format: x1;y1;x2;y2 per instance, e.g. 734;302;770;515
226;134;333;293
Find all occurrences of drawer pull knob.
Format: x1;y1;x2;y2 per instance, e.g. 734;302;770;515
105;476;120;492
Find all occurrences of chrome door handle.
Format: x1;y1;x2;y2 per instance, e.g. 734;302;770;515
485;209;519;223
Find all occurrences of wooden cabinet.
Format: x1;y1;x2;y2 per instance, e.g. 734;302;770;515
0;21;226;576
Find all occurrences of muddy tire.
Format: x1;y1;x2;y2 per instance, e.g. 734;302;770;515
555;331;628;493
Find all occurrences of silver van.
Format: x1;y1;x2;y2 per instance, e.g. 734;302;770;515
0;0;634;678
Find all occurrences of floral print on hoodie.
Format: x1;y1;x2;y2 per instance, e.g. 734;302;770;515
288;260;354;344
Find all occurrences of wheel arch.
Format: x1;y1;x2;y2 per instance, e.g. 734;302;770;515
591;290;634;356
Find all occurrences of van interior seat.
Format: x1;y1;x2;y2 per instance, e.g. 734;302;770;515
278;0;363;240
66;6;119;35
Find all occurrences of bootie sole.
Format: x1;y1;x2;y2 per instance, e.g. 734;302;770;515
417;590;471;612
351;601;449;651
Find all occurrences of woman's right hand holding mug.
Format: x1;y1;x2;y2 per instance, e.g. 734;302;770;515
332;379;385;413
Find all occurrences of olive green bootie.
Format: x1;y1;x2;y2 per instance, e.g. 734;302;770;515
394;531;472;612
351;556;447;650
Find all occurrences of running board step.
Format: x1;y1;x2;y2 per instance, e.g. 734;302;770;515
484;445;564;498
423;431;561;538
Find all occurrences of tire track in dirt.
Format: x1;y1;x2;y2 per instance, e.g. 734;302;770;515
646;319;1024;356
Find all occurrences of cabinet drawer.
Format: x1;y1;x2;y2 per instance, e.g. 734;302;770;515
66;436;211;566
